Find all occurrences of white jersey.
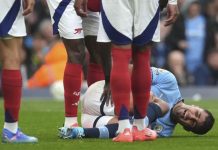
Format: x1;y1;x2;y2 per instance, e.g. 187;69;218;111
81;80;115;128
0;0;26;37
97;0;160;45
46;0;84;39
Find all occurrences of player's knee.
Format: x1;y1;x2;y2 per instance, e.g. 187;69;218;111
64;39;86;64
1;52;21;69
67;51;85;64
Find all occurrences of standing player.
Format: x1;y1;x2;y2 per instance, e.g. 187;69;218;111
46;0;86;129
0;0;38;143
75;0;179;142
82;0;112;105
104;0;174;142
82;4;111;87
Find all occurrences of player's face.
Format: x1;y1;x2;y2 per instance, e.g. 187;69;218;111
174;105;208;129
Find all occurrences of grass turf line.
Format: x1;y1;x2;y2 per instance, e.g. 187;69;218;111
0;99;217;150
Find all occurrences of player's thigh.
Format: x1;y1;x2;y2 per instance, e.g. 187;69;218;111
83;11;99;37
81;114;114;128
133;0;160;45
0;37;23;63
47;0;84;39
101;0;133;44
97;13;111;43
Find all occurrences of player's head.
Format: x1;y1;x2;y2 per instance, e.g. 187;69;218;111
172;103;215;135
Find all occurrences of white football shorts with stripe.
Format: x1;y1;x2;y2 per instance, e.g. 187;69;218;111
0;0;26;37
97;0;160;45
83;10;100;37
46;0;84;39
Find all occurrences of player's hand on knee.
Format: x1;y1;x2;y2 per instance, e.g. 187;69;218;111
74;0;88;17
100;82;112;106
23;0;35;16
164;4;179;26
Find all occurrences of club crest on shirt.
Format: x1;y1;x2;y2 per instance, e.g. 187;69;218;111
153;124;164;133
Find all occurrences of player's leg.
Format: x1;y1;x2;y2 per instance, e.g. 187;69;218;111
83;11;104;86
61;38;85;128
131;45;153;140
60;113;118;139
0;0;37;143
85;36;105;86
60;123;118;139
1;38;22;134
131;0;160;141
47;0;85;127
59;102;164;139
0;38;37;143
100;0;133;142
80;102;164;139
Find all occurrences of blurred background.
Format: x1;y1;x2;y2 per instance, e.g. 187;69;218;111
0;0;218;100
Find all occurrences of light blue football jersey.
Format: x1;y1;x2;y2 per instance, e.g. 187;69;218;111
150;67;183;137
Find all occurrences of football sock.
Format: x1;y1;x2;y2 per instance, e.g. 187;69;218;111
64;63;82;119
83;124;118;138
132;50;151;126
133;119;145;131
117;120;132;133
2;70;22;124
4;122;18;134
87;63;104;87
110;48;131;122
64;117;78;127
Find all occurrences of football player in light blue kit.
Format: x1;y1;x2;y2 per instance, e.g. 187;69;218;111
59;67;215;139
150;67;184;136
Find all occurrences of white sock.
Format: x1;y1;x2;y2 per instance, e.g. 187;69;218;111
4;122;18;134
117;119;132;133
133;118;146;131
64;117;77;127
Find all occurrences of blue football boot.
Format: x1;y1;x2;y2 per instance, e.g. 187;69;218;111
2;128;38;143
58;126;84;139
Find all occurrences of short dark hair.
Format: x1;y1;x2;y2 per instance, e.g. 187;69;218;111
183;110;215;135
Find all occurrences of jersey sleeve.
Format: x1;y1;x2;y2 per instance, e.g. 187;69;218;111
151;120;175;137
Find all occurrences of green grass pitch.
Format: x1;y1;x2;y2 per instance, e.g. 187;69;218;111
0;99;217;150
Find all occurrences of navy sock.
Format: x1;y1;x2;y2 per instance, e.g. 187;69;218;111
83;128;100;138
83;123;118;138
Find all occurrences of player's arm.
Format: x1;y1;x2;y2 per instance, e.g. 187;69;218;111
164;0;179;26
23;0;35;16
100;43;112;106
149;92;169;116
74;0;88;17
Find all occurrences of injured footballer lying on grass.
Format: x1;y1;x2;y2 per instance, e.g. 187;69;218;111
59;67;215;139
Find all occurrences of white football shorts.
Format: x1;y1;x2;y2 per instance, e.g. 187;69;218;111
0;0;26;38
97;0;160;45
83;11;100;36
81;80;115;128
46;0;84;39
